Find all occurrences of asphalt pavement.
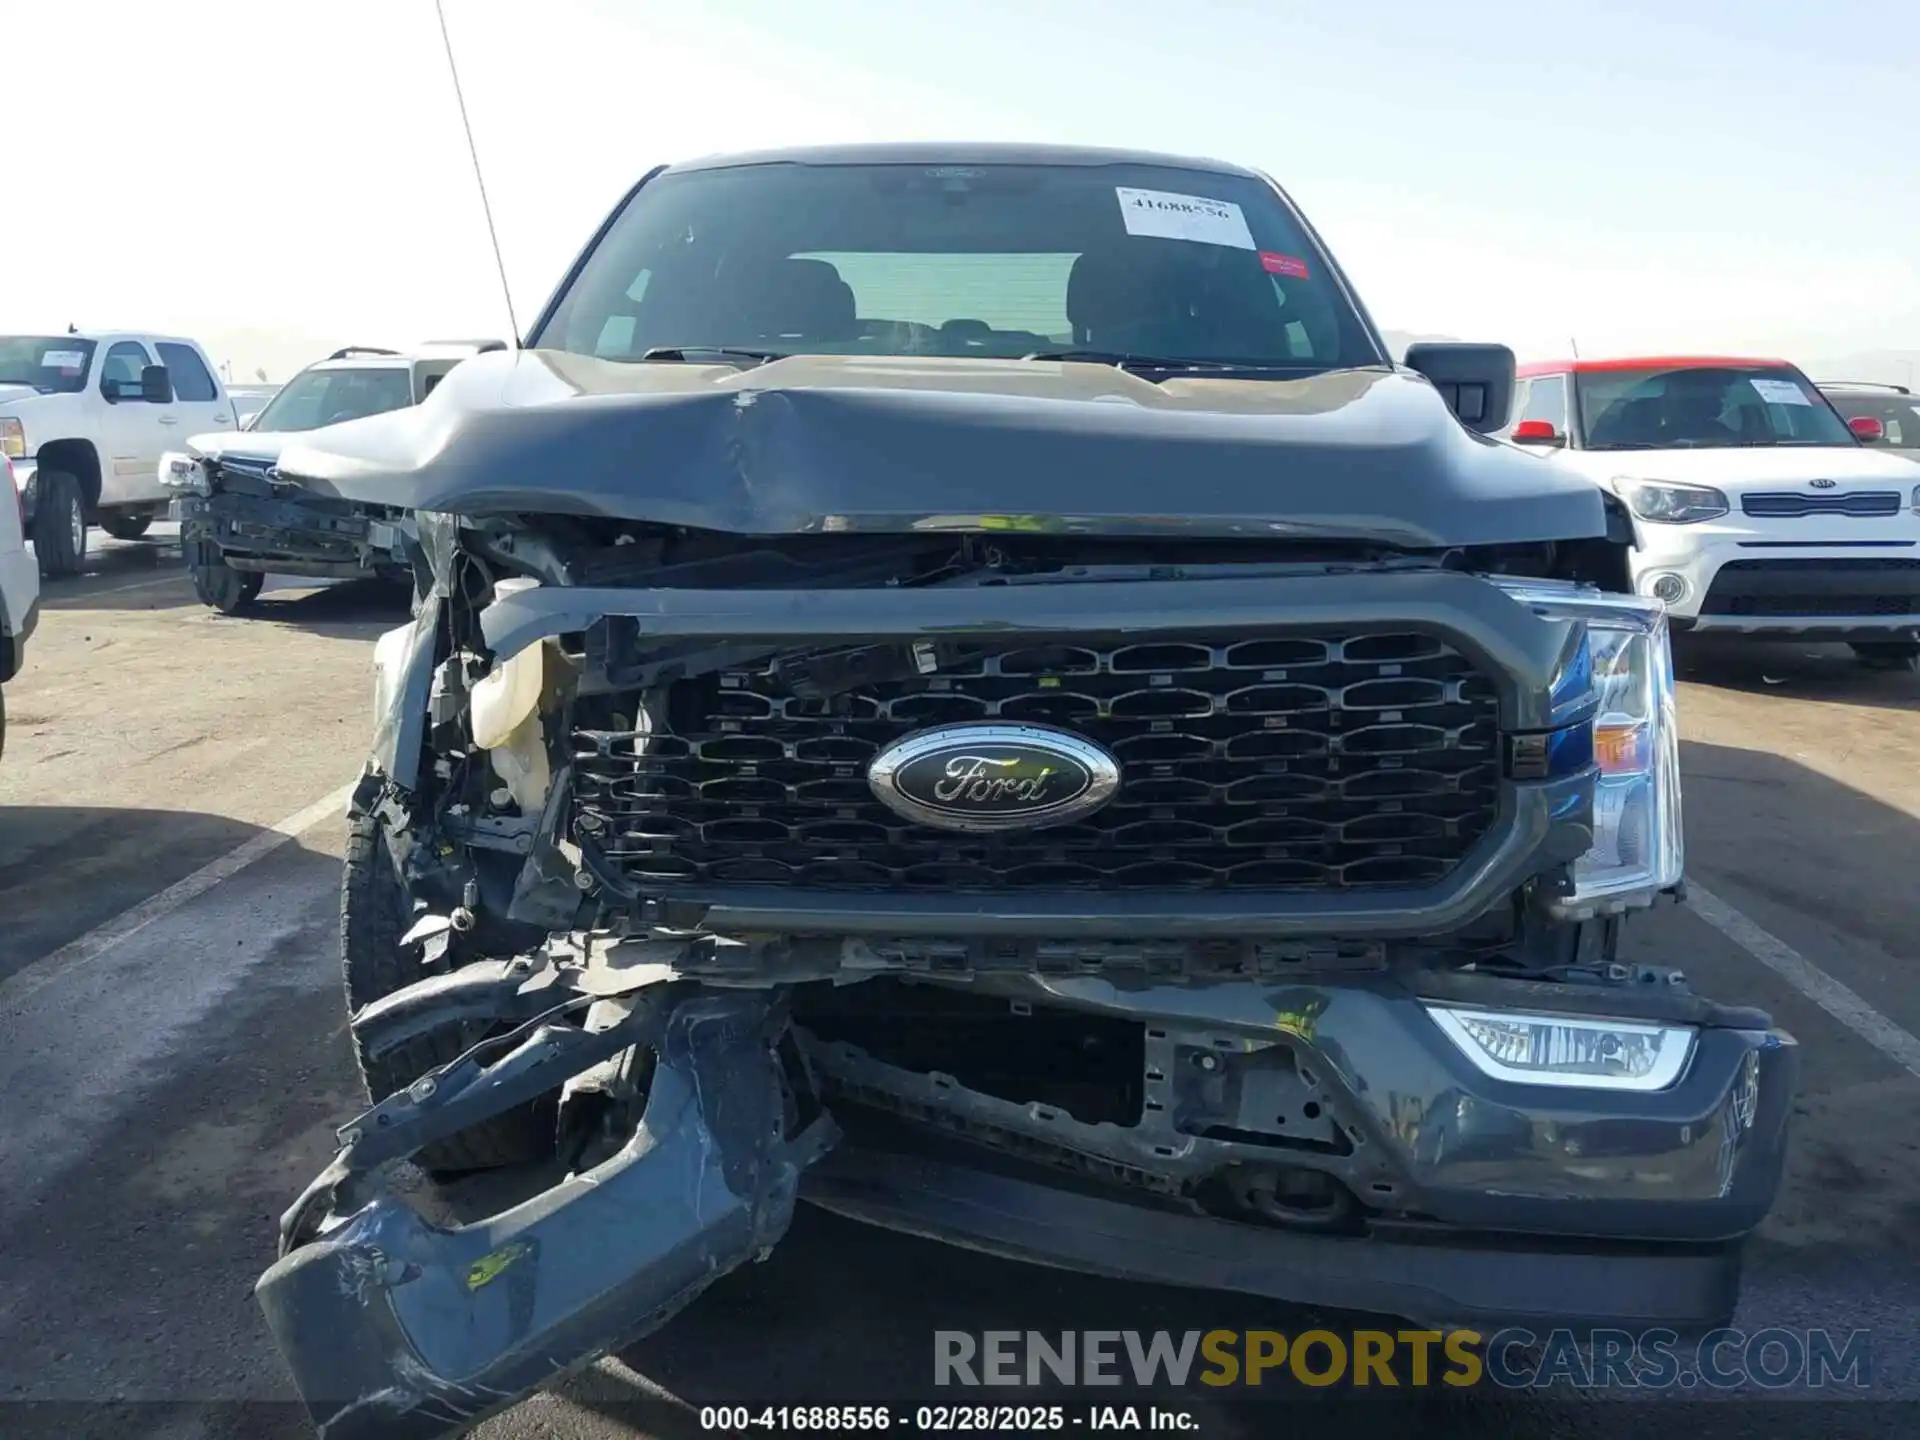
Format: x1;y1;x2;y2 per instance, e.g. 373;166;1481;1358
4;524;1920;1440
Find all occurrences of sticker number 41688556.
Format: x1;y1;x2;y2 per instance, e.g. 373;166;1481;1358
1115;187;1256;250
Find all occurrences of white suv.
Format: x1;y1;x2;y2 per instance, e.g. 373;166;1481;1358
1504;354;1920;670
0;456;40;759
1;331;239;578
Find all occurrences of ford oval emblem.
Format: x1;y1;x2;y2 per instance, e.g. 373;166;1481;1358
867;723;1121;833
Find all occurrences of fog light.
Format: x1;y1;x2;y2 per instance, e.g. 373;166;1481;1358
1646;572;1687;604
1427;1006;1695;1090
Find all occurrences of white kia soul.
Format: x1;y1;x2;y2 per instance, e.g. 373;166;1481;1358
1503;355;1920;670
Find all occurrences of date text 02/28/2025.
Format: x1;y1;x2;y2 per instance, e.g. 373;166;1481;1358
699;1406;1199;1432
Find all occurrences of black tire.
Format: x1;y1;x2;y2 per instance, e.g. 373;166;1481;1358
1848;641;1920;672
190;555;265;614
30;469;86;579
340;803;553;1175
98;510;153;541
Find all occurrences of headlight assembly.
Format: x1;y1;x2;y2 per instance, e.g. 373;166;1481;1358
1575;608;1684;909
158;452;210;495
1494;582;1685;917
0;418;24;460
1610;476;1729;524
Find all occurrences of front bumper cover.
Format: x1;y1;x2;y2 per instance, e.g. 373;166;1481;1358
806;1145;1751;1336
1628;530;1920;638
1;595;35;683
12;460;36;526
258;955;1795;1439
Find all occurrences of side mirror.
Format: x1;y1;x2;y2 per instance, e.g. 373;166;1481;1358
1849;415;1886;443
140;364;175;404
1511;418;1567;449
238;411;260;431
1403;342;1516;435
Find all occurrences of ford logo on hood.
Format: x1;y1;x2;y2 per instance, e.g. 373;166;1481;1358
867;723;1121;833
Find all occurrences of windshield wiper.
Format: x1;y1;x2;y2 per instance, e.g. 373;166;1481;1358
639;346;789;366
1021;350;1323;377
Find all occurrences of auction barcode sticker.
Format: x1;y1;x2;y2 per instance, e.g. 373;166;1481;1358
1115;187;1256;250
1750;377;1811;406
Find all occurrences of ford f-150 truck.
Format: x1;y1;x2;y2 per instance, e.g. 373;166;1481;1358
250;144;1796;1440
0;331;238;577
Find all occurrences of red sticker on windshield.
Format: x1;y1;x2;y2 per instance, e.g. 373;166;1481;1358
1260;252;1310;279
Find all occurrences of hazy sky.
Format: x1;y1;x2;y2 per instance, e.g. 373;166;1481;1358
9;0;1917;381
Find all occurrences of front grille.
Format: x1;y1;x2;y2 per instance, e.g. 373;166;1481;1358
572;631;1503;894
1701;557;1920;617
1741;491;1902;519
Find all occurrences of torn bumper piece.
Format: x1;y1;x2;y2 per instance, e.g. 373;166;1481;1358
256;989;835;1440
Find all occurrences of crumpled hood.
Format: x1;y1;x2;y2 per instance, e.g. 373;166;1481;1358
269;349;1608;548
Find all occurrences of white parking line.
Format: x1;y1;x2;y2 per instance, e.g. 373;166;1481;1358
0;780;356;1010
1688;882;1920;1079
63;572;188;598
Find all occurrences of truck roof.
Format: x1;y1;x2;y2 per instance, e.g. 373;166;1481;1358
1517;355;1794;378
666;141;1261;179
57;329;211;349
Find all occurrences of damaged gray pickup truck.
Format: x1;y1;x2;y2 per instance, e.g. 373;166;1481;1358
254;144;1796;1438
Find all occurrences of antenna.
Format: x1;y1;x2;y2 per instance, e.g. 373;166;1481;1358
1569;336;1580;359
434;0;520;347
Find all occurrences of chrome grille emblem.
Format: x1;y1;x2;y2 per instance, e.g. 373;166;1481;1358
867;722;1121;833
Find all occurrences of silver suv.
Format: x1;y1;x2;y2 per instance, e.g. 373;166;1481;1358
165;341;506;612
1818;380;1920;461
0;455;40;759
